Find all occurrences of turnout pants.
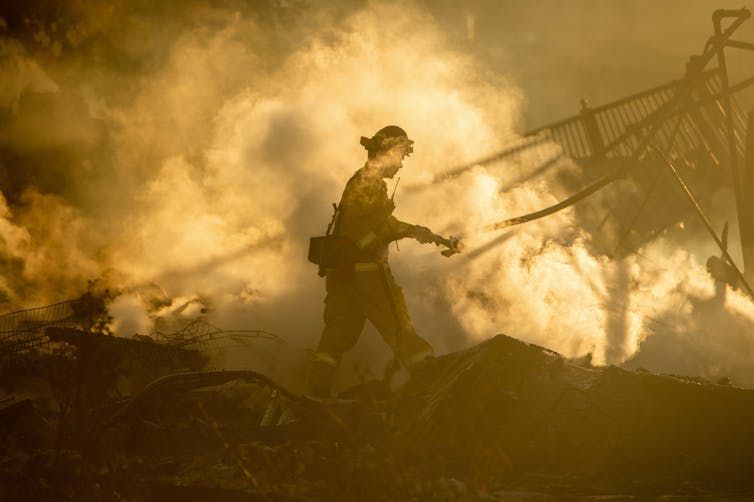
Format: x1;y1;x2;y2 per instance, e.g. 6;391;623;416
315;263;434;370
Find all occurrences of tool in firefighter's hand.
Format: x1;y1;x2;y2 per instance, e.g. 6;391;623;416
438;235;463;257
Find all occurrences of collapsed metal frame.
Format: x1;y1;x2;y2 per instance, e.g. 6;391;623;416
0;298;98;355
151;319;284;349
502;10;754;224
432;9;754;298
0;301;284;359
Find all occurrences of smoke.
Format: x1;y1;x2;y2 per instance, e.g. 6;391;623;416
0;189;101;306
0;36;57;107
3;1;754;387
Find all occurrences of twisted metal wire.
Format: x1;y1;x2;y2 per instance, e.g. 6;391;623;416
151;319;284;349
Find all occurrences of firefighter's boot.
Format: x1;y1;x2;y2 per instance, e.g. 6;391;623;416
308;355;337;398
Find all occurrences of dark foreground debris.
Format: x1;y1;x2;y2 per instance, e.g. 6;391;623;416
3;332;754;500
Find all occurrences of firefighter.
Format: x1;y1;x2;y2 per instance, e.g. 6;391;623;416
309;125;453;397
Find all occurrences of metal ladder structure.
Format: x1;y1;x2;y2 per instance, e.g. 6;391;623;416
436;9;754;298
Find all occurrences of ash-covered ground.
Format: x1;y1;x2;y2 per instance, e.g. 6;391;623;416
3;326;754;501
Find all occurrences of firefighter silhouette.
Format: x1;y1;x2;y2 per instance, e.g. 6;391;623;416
309;125;457;397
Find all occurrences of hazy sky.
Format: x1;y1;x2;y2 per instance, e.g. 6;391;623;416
422;0;754;126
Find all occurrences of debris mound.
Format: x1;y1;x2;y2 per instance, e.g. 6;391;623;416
4;332;754;500
400;334;754;490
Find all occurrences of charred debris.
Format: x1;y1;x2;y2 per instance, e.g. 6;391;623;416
4;321;754;500
5;8;754;501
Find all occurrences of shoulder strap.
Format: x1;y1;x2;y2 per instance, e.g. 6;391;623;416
326;202;340;235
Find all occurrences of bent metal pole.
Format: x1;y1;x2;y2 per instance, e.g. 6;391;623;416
656;148;754;301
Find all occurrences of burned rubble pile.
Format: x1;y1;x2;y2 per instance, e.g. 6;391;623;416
3;330;754;500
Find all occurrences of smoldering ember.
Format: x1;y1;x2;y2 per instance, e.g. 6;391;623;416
4;2;754;501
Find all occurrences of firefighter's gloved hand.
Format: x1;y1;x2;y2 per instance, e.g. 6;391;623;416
412;225;439;244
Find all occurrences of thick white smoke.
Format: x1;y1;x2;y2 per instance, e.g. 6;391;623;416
101;2;524;352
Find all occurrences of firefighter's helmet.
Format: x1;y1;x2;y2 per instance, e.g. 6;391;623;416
360;125;414;158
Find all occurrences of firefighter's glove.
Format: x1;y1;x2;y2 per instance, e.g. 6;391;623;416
412;225;439;244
